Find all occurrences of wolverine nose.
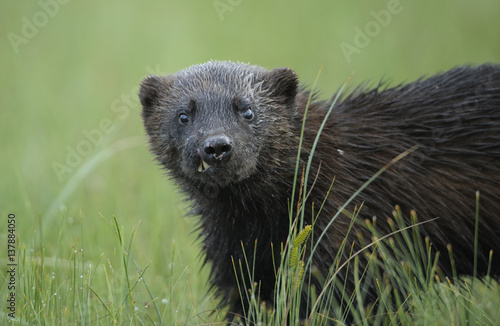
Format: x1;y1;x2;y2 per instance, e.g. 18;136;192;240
202;135;233;163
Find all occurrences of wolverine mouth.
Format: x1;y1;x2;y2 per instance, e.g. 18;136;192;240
197;159;211;172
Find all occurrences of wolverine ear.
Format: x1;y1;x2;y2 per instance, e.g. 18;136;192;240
264;67;298;104
139;75;173;119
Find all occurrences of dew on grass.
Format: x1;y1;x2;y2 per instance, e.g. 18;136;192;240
161;299;168;304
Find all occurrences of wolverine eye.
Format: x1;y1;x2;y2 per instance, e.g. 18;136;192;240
243;108;254;120
179;113;189;124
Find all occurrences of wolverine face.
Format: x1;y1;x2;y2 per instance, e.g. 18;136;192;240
139;61;298;189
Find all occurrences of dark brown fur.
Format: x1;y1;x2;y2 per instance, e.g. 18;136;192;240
139;61;500;321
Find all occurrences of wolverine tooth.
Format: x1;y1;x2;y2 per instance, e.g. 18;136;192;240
198;160;211;172
202;160;211;170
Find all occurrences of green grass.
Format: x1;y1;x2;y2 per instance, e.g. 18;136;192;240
234;206;500;325
3;212;221;325
1;0;500;324
3;203;500;325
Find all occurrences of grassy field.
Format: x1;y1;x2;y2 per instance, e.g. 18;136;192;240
1;0;500;324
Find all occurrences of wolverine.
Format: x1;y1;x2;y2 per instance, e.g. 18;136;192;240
139;61;500;322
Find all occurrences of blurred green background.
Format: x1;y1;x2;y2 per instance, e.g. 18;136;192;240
1;0;499;322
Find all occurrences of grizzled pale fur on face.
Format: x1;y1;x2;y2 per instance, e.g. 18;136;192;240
139;61;299;188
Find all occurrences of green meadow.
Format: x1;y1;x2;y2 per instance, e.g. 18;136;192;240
1;0;500;324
